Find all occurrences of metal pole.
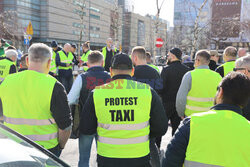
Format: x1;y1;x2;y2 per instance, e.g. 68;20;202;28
89;0;91;41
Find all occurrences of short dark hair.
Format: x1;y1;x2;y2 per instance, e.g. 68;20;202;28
224;46;237;58
146;52;151;59
83;41;90;49
21;53;28;64
196;50;211;63
132;46;146;60
219;72;250;107
88;51;103;64
6;45;16;50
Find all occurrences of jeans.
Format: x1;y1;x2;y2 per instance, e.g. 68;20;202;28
48;144;62;157
59;75;73;93
78;134;96;167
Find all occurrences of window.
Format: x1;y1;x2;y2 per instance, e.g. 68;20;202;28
90;33;100;38
90;26;100;31
73;23;86;29
73;9;86;16
73;0;85;8
73;30;85;36
90;7;100;13
90;14;100;20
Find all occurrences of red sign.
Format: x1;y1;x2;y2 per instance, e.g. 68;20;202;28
156;38;164;48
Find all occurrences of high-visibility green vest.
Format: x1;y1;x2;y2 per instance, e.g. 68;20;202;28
0;70;59;149
58;50;74;70
218;61;235;77
148;64;160;73
50;51;57;74
102;47;117;67
81;50;92;71
0;58;15;81
185;69;222;116
94;79;151;158
81;50;92;62
185;110;250;167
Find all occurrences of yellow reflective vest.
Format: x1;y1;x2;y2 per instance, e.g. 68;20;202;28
185;110;250;167
81;50;92;71
218;61;235;77
185;69;222;116
94;79;151;158
57;50;74;70
50;50;57;74
0;70;59;149
0;58;16;81
102;47;117;68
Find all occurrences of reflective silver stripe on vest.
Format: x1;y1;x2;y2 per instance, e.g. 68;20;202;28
0;77;4;81
187;96;214;102
184;160;223;167
98;121;149;130
25;132;58;141
186;105;211;111
98;135;149;145
4;116;56;125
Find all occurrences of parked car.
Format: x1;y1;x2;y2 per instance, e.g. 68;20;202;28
0;123;70;167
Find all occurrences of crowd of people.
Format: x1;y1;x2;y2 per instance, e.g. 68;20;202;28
0;37;250;167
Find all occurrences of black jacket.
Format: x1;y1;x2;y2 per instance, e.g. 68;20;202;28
209;60;219;71
79;75;168;167
243;99;250;121
133;65;162;92
79;66;111;111
162;104;245;167
160;61;189;117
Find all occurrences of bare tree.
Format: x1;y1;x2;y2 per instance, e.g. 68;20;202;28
110;0;122;50
190;0;208;59
0;11;23;47
152;0;165;63
68;0;86;56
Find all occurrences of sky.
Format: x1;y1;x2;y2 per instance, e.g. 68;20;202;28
133;0;174;27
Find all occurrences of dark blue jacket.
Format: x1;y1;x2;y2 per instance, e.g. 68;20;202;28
79;66;110;111
162;104;244;167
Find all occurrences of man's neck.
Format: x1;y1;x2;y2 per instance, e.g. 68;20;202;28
226;58;236;62
136;61;147;66
28;64;46;74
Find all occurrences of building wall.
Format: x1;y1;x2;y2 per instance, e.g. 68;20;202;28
123;12;168;56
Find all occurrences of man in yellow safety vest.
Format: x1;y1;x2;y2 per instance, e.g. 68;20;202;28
163;72;250;167
79;53;168;167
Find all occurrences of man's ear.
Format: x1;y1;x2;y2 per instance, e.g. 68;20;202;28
110;68;114;77
47;59;52;69
101;60;104;67
217;87;224;99
26;56;29;67
131;67;135;77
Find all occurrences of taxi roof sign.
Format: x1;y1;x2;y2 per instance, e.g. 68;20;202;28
26;21;33;35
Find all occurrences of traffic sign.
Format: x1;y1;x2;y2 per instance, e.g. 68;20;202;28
27;35;32;41
156;38;164;48
26;21;33;35
24;38;29;45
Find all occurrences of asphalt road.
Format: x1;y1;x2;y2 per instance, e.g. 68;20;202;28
60;126;173;167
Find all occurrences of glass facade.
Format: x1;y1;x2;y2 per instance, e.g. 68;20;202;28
174;0;209;26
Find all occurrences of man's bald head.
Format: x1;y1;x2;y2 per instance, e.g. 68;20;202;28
223;46;237;62
63;43;72;53
238;48;247;58
106;38;113;48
